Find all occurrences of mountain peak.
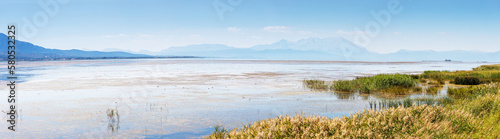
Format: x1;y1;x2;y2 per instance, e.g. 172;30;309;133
251;37;367;54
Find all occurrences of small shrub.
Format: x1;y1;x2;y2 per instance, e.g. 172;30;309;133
410;74;420;79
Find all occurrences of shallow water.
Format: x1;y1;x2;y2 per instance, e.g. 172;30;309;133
0;59;493;138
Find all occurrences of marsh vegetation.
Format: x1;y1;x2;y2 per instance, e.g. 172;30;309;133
208;64;500;138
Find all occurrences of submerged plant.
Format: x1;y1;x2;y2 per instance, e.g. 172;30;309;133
106;108;120;133
303;79;329;90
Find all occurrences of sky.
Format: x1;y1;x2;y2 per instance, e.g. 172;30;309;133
0;0;499;53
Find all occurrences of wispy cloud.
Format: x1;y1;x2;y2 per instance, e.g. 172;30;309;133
102;34;128;38
137;33;155;38
227;27;242;33
393;32;402;35
298;31;313;35
335;30;365;35
190;34;201;37
437;32;446;35
263;26;292;33
251;36;262;39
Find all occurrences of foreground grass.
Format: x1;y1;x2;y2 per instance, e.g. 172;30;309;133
207;105;479;138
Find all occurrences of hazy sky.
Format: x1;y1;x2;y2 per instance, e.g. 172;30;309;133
1;0;499;53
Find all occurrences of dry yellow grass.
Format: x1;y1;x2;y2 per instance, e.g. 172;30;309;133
207;105;479;138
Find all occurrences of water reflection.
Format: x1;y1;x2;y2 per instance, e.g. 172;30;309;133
329;91;356;100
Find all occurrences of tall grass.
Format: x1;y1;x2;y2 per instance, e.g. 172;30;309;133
421;70;500;81
447;84;500;99
206;105;478;138
303;80;329;90
369;97;453;110
473;64;500;71
331;80;356;91
331;74;418;93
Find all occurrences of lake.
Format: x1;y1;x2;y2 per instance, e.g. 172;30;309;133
0;59;492;138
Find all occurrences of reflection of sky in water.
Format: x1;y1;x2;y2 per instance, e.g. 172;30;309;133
0;59;495;138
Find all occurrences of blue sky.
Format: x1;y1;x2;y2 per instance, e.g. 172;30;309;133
1;0;499;53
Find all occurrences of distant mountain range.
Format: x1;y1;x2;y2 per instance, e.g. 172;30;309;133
0;33;150;60
137;37;499;62
1;33;498;62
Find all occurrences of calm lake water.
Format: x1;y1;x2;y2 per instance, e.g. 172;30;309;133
0;59;494;138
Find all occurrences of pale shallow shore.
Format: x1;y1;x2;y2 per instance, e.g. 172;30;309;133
0;59;494;138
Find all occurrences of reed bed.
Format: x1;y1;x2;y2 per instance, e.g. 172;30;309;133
369;97;453;110
330;74;418;93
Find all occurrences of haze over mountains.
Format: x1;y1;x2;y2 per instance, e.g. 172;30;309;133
0;33;148;60
137;37;498;62
1;33;498;62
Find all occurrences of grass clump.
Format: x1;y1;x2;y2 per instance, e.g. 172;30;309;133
303;80;329;90
369;97;454;110
421;70;500;82
211;125;228;139
447;84;500;99
331;74;418;93
426;86;440;94
473;64;500;71
421;64;500;85
331;80;356;92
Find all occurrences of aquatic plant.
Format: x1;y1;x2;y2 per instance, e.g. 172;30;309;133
447;84;500;99
331;80;356;92
426;86;440;94
369;97;453;110
106;108;120;133
421;70;500;82
303;79;329;90
473;64;500;71
331;74;418;93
